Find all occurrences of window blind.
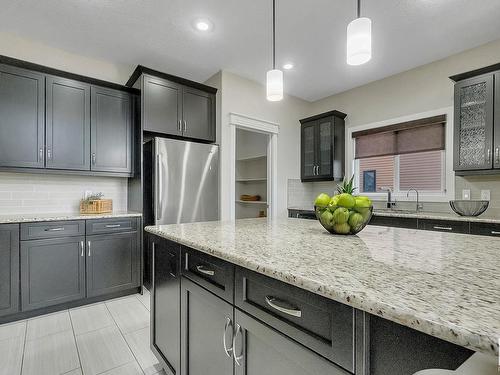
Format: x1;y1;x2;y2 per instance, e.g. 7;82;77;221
353;115;446;159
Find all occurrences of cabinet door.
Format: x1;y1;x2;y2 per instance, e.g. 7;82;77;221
454;75;494;171
233;310;349;375
0;224;19;317
180;277;233;375
86;232;140;297
91;86;132;173
301;121;318;180
46;76;91;170
20;236;85;311
182;87;215;142
143;75;182;136
151;238;180;375
0;64;45;168
316;117;333;179
494;73;500;169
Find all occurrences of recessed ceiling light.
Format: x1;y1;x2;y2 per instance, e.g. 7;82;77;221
193;18;213;32
283;63;294;70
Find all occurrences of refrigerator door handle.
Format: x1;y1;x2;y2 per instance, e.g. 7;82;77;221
156;153;163;221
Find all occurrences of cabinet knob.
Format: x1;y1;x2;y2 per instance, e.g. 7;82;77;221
39;148;43;162
92;153;96;165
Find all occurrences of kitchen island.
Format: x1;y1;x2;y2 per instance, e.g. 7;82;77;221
145;218;499;375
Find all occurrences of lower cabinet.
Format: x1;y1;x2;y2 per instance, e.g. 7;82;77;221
0;224;19;317
86;231;140;297
152;238;181;375
20;236;86;311
180;277;233;375
233;309;349;375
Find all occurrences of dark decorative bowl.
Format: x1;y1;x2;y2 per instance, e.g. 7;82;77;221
314;205;373;235
449;200;489;217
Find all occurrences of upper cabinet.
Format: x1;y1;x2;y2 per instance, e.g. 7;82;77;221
46;76;91;171
451;65;500;174
0;64;45;169
127;66;217;143
0;58;135;176
91;86;133;174
300;110;346;182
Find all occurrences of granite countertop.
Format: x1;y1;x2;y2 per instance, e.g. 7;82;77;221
0;211;142;224
288;206;500;224
145;218;500;356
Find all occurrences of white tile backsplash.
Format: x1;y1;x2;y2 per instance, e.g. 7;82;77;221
0;172;127;214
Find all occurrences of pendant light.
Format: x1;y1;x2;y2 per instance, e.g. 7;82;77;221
347;0;372;66
266;0;283;101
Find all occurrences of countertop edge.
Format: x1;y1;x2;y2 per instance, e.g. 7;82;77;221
145;225;498;357
0;212;143;224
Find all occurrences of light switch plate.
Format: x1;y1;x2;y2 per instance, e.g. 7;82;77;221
462;189;471;200
481;189;491;201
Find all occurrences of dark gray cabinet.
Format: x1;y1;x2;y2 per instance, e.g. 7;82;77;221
86;231;140;297
233;309;349;375
143;75;183;136
300;110;346;182
182;87;214;142
0;64;45;168
46;76;91;170
152;238;181;375
142;74;215;143
0;224;19;317
495;72;500;169
180;277;233;375
453;74;495;171
91;86;132;173
21;236;86;311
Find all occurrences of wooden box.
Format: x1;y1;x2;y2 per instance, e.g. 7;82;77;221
80;199;113;214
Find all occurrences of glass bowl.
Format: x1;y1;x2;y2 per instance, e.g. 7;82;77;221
314;205;373;235
449;200;489;217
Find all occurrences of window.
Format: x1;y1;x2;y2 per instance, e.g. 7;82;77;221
352;115;447;196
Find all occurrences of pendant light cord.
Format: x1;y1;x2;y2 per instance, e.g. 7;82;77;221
357;0;361;18
272;0;276;70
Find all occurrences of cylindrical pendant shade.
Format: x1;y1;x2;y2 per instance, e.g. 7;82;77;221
347;17;372;66
266;69;283;101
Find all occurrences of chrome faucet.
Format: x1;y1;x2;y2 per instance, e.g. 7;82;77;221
407;188;423;212
380;187;396;209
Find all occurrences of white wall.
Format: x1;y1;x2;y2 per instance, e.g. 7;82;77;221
213;71;311;219
0;32;132;84
0;173;127;215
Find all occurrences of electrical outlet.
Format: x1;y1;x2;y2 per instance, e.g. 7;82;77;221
481;189;491;201
84;190;93;199
462;189;471;200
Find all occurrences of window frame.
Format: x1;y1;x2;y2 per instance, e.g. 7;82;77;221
346;107;455;203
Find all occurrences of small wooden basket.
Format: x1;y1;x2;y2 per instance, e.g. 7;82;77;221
80;199;113;214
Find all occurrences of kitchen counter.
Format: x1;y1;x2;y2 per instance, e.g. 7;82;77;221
145;218;499;356
0;211;142;224
288;206;500;224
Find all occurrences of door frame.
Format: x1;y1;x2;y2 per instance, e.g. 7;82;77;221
228;113;279;220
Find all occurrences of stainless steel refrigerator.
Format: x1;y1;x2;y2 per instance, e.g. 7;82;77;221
144;138;219;226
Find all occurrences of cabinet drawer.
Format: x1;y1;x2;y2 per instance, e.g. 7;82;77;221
369;215;418;229
21;221;85;240
86;217;138;235
235;267;355;372
417;219;469;234
470;222;500;237
181;246;234;303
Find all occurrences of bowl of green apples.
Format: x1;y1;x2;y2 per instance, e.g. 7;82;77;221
314;176;373;235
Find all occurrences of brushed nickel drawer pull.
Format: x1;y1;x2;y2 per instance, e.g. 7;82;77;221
433;226;453;231
80;241;84;257
232;324;243;366
87;241;91;256
265;296;302;318
45;227;64;232
105;224;121;228
491;231;500;235
196;265;215;276
223;317;233;358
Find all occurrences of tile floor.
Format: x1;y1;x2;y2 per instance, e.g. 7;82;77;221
0;289;166;375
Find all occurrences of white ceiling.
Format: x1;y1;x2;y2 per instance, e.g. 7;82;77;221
1;0;500;101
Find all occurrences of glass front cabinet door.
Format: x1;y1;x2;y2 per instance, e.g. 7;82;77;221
453;74;494;171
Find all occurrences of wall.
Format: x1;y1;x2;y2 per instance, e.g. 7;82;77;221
0;33;134;215
215;71;311;219
0;173;127;215
308;38;500;216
